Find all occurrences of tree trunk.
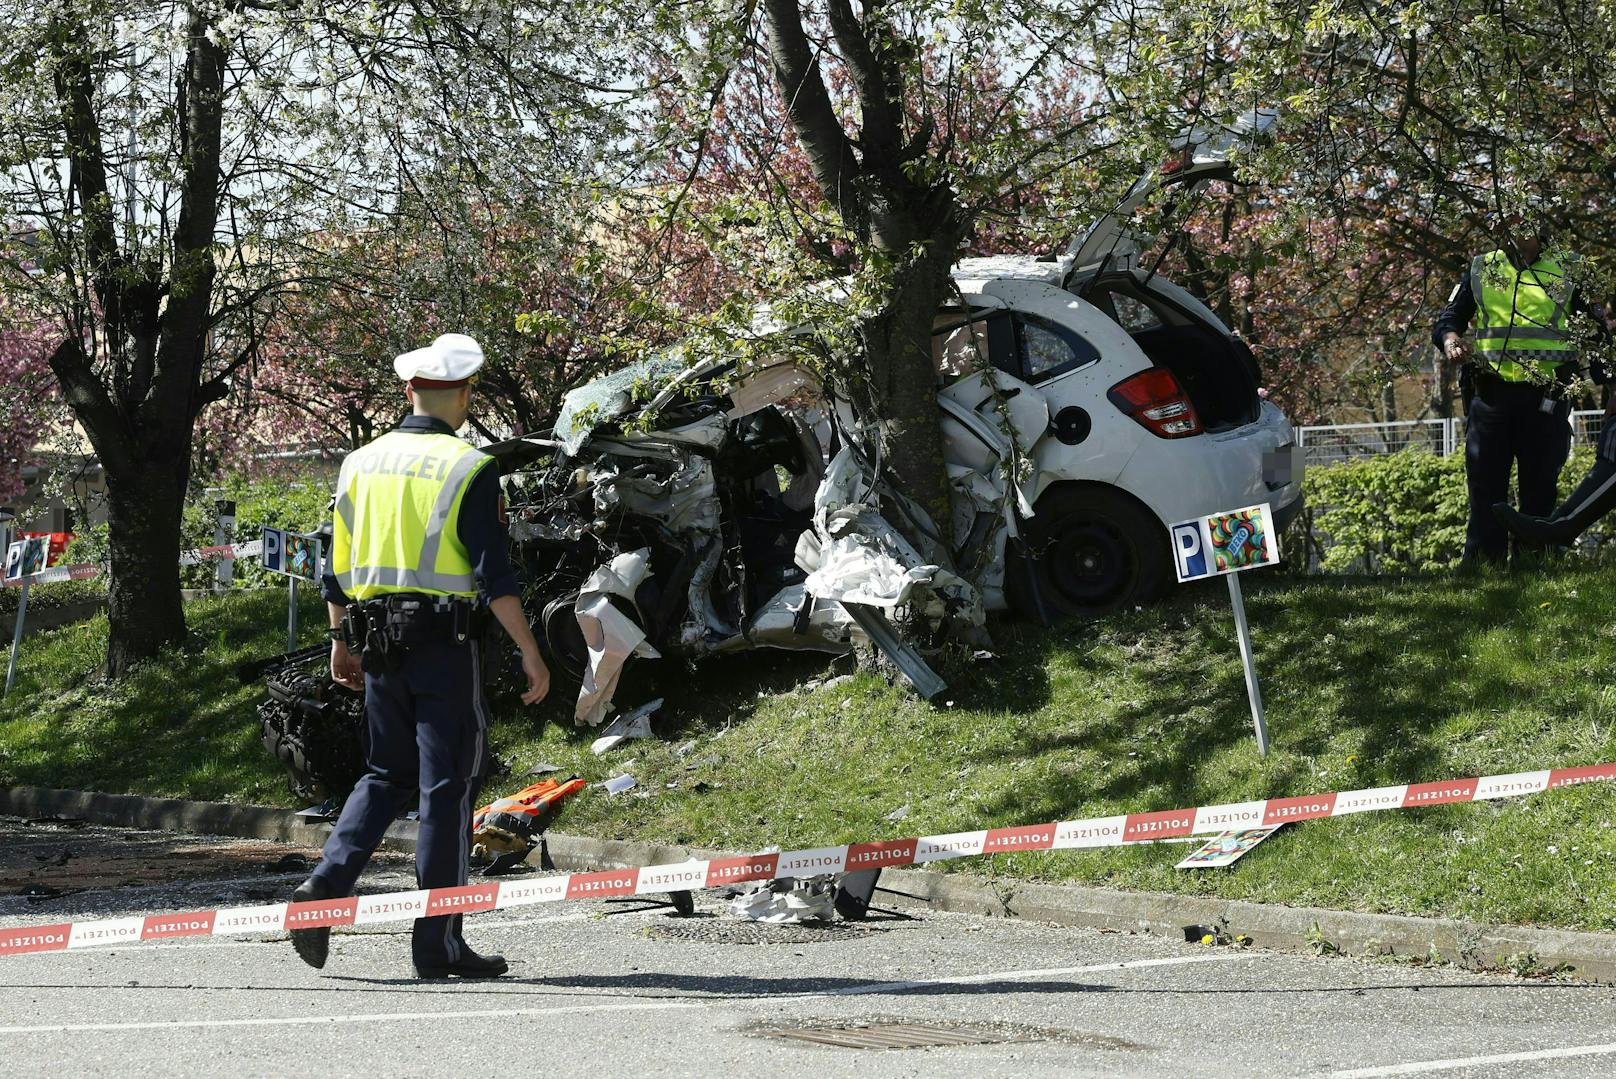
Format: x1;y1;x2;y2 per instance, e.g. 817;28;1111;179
861;237;966;523
760;0;968;533
102;457;190;676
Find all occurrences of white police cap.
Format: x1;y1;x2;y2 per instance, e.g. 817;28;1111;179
393;333;485;387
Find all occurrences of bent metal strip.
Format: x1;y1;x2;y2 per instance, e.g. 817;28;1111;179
4;761;1613;958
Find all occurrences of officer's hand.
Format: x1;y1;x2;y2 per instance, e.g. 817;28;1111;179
1443;335;1470;362
519;648;550;705
331;642;363;691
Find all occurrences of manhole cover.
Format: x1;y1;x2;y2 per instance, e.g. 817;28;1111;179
645;919;889;945
761;1020;1039;1051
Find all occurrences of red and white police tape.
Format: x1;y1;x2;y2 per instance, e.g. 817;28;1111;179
4;760;1613;958
4;541;263;588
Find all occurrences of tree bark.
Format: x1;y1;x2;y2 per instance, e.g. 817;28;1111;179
858;227;966;523
762;0;967;526
103;459;190;675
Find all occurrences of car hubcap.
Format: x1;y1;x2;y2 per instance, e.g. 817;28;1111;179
1048;518;1134;609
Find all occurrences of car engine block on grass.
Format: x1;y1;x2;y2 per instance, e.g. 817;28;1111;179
258;665;366;803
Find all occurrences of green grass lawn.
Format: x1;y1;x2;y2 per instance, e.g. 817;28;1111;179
3;563;1614;931
0;587;326;806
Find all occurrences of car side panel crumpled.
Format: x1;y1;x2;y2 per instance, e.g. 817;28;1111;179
573;548;662;727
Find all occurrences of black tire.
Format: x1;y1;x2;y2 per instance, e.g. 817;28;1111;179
541;594;590;683
1015;485;1170;619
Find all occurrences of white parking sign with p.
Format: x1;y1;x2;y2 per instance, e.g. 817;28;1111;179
1168;503;1277;584
1167;501;1280;754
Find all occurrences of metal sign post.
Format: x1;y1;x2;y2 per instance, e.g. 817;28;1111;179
287;574;299;653
1169;501;1280;756
3;535;48;698
1224;570;1269;755
4;579;28;697
214;497;236;591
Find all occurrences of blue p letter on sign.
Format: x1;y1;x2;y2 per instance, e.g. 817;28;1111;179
1172;521;1209;583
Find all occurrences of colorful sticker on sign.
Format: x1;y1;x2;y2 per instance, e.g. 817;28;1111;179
1208;508;1269;572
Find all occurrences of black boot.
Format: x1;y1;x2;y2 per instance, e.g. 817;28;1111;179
1493;457;1616;546
414;947;508;980
1492;503;1575;546
289;876;337;970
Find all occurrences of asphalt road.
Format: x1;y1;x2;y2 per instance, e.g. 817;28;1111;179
3;819;1616;1077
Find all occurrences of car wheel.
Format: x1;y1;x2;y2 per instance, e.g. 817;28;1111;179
1016;486;1169;619
541;594;590;682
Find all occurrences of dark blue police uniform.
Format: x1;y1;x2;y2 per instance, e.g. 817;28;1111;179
311;415;519;970
1432;266;1608;563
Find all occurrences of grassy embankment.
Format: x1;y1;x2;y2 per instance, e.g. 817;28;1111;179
2;563;1614;932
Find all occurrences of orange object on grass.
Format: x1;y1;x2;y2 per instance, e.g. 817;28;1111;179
472;777;588;854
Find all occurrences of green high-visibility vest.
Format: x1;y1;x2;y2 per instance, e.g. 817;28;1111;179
1469;248;1580;383
331;428;493;600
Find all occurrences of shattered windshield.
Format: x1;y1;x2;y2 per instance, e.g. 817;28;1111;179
553;352;691;455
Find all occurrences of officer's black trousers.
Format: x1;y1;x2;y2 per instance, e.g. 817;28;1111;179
312;641;489;966
1463;387;1571;563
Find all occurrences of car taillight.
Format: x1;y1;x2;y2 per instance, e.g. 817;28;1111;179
1107;368;1203;439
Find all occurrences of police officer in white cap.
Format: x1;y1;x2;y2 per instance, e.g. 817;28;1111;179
289;333;549;979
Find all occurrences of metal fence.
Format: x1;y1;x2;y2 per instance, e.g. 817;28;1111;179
1297;410;1605;468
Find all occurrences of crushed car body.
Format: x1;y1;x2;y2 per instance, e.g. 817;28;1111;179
481;111;1310;728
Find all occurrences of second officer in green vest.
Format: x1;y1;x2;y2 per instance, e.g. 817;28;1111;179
288;333;550;980
1434;209;1598;565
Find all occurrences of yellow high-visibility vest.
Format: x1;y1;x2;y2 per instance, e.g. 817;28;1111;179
331;429;492;600
1469;248;1580;383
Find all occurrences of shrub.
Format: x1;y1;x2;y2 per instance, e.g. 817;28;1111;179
0;577;105;620
1301;446;1609;573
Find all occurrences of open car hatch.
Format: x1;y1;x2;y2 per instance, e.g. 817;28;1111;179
1062;108;1278;289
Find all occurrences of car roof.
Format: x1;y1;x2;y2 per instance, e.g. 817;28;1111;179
951;254;1073;291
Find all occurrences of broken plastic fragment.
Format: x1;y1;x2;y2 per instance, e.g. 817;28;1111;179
727;877;836;923
574;548;662;727
590;698;663;755
601;774;638;796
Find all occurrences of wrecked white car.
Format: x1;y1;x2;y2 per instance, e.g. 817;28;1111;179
486;112;1305;725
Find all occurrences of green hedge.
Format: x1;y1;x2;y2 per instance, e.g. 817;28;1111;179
1299;447;1610;573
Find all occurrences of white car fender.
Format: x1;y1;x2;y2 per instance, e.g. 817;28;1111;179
971;279;1155;502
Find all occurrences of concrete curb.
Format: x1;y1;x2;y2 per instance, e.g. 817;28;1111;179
5;784;1614;982
0;785;417;855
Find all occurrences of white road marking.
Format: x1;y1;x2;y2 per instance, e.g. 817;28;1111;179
1332;1041;1616;1077
813;953;1250;998
0;1000;699;1036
